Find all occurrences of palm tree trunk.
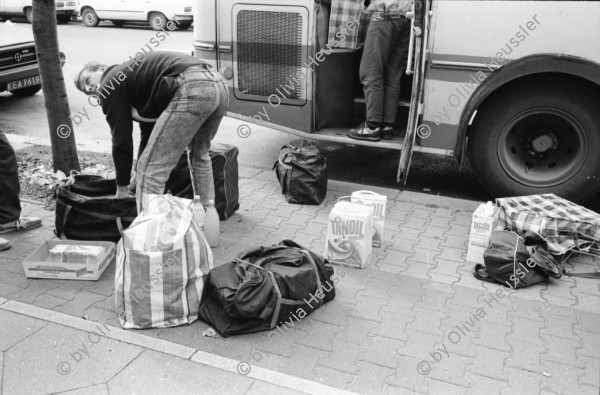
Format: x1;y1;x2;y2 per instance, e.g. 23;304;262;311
32;0;80;174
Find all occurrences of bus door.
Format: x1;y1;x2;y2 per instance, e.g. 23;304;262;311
213;0;315;132
398;0;429;183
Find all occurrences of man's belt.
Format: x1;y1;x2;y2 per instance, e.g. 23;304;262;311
370;11;406;22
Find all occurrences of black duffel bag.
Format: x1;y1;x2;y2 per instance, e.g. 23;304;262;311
55;175;137;242
198;240;336;337
273;141;327;205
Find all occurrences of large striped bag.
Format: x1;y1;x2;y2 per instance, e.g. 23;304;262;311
114;194;213;329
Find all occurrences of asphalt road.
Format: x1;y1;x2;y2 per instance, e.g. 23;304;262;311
1;20;598;212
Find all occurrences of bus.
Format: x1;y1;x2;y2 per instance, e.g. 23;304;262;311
192;0;600;203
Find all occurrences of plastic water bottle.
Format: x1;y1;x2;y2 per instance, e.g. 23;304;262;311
192;195;205;232
484;201;495;217
204;200;220;247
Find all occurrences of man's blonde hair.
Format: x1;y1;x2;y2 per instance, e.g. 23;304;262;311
73;61;106;92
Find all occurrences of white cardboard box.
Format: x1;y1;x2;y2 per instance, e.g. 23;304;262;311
23;240;115;280
324;200;373;269
351;190;387;248
466;203;500;264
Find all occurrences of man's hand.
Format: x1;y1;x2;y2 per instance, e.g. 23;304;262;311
128;170;137;194
116;185;131;199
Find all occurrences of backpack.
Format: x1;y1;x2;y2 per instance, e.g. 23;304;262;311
273;141;327;205
474;230;563;289
198;240;335;337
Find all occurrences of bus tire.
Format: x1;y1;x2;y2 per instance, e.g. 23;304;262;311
82;8;100;27
468;79;600;203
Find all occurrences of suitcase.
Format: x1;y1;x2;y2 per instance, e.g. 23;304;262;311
166;142;240;220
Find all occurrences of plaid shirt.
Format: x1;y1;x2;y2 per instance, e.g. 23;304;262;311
495;194;600;256
327;0;368;49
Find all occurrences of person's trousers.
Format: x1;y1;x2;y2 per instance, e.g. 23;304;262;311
0;130;21;223
359;16;411;126
135;65;229;212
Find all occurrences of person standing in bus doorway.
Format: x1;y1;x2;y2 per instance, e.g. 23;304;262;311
349;0;412;141
74;51;229;212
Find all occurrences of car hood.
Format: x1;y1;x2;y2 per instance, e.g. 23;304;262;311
0;22;35;47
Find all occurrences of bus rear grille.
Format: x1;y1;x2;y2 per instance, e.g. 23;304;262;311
236;10;303;100
0;45;37;71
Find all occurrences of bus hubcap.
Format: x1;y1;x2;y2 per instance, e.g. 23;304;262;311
497;108;587;188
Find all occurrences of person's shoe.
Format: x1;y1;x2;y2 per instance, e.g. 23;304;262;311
0;217;42;234
381;125;394;140
0;237;11;251
348;123;381;142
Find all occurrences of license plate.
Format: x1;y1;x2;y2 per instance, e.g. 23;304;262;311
6;75;41;92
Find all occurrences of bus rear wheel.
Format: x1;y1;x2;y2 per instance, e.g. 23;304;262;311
468;79;600;203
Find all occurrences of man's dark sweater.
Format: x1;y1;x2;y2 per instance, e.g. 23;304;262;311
98;51;208;186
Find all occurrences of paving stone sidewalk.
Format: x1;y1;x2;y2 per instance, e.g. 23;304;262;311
0;301;337;395
0;167;599;394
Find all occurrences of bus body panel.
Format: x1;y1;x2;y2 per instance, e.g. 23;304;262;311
200;0;315;133
422;0;600;153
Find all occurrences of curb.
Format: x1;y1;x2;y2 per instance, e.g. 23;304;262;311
0;298;357;395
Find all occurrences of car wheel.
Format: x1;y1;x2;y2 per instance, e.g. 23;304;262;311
468;78;600;203
82;8;100;27
178;22;192;30
57;15;71;24
149;12;168;31
11;85;42;97
111;20;126;27
25;7;33;23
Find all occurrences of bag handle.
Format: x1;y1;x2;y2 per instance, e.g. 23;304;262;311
564;271;600;278
473;264;501;284
352;190;384;197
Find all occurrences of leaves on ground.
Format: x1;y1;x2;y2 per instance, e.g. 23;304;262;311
16;145;115;210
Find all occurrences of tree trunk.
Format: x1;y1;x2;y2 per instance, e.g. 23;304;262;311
32;0;80;174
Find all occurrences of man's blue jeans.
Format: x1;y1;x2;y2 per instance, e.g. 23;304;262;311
359;16;411;127
136;65;229;211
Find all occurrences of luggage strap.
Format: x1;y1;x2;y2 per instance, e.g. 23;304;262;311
563;271;600;278
56;199;133;237
233;249;325;329
473;264;501;284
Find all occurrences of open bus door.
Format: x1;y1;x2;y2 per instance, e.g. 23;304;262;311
397;0;429;183
195;0;315;133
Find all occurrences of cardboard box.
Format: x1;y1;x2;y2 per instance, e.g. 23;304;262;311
324;200;373;269
23;240;115;280
466;203;500;264
49;244;105;265
351;190;387;248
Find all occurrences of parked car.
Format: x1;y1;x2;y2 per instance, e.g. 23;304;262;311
0;0;76;24
0;23;41;96
77;0;193;31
